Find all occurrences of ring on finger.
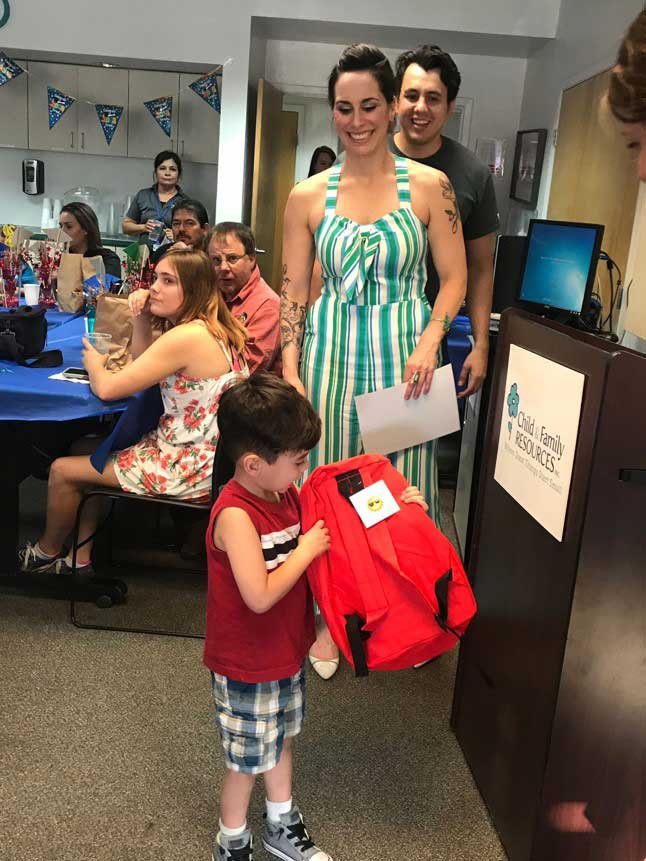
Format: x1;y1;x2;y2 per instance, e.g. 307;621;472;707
412;371;421;384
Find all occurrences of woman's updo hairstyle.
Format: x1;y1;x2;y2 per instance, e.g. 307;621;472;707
609;9;646;123
327;44;396;108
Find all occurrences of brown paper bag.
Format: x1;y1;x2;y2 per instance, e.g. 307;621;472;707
56;252;85;312
94;293;134;371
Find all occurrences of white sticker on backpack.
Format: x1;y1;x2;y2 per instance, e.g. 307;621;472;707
349;480;400;528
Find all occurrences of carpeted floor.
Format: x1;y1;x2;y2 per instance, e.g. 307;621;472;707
0;481;505;861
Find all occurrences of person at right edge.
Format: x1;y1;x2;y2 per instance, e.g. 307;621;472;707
393;45;500;399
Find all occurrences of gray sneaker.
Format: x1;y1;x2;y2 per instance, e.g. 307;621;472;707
213;831;253;861
262;805;332;861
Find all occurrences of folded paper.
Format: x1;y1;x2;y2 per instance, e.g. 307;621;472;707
0;52;25;87
95;103;124;145
189;71;221;113
48;86;75;129
144;96;172;136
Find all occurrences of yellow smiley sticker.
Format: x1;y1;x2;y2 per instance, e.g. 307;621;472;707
367;496;383;512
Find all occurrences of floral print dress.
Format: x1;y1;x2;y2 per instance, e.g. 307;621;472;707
113;341;246;500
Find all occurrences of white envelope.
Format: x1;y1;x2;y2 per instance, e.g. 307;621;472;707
354;364;460;455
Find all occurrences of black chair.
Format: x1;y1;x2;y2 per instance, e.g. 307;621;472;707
68;434;234;638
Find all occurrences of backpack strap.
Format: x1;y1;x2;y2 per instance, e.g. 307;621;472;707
434;569;462;639
344;614;370;678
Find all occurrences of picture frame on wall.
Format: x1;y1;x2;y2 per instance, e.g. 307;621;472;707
510;129;548;208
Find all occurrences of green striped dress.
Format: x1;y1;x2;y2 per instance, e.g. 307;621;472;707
301;155;440;524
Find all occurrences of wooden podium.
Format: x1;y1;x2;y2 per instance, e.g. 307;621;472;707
452;309;646;861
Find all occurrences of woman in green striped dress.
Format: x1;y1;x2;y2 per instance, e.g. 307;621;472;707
281;45;467;675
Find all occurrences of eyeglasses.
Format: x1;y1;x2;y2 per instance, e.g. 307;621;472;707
211;253;248;267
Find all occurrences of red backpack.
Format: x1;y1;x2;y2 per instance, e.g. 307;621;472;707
300;454;477;675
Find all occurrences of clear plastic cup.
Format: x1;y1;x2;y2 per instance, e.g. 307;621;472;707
85;332;112;354
148;220;166;246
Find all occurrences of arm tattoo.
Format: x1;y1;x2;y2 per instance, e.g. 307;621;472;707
280;271;307;351
439;177;461;234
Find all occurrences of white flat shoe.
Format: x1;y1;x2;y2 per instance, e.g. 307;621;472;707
308;654;339;680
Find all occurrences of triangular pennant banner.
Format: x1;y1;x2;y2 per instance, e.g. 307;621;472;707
47;86;75;129
144;96;173;137
0;53;25;87
189;71;221;113
95;103;124;145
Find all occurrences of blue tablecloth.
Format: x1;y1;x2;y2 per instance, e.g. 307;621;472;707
0;313;129;422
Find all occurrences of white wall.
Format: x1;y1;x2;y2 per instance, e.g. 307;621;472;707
0;147;217;232
1;0;559;222
518;0;645;217
267;40;527;223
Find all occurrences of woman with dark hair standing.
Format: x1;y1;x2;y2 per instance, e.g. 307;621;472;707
58;202;121;278
122;150;188;247
281;44;467;676
307;145;337;177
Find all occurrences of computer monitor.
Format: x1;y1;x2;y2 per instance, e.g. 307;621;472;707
492;235;528;313
517;219;604;316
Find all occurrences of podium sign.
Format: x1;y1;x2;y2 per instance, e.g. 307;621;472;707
494;344;584;541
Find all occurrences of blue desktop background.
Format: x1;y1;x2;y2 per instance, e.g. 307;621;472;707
519;223;599;313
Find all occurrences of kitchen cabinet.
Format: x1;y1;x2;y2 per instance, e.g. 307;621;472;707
77;67;129;157
28;62;78;152
0;59;28;148
127;70;179;159
177;73;220;165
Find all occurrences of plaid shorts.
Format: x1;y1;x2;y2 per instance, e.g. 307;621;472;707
210;666;305;774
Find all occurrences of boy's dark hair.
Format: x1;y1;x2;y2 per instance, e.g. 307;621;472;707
172;198;210;227
217;372;321;464
328;44;396;108
395;45;462;102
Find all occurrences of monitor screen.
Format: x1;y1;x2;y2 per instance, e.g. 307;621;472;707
518;220;604;315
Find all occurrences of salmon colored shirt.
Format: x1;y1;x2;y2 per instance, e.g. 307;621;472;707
224;266;282;375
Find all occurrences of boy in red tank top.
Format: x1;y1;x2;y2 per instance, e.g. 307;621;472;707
205;373;333;861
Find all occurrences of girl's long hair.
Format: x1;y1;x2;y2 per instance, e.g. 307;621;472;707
160;248;247;354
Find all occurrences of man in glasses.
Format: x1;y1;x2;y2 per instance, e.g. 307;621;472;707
207;222;282;375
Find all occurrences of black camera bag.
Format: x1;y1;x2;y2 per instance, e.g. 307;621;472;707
0;305;63;367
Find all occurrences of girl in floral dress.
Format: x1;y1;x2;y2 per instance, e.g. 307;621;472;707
19;248;248;575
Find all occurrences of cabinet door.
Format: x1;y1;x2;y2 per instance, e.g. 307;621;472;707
28;62;78;152
77;67;129;157
0;59;29;148
177;72;220;164
127;70;179;159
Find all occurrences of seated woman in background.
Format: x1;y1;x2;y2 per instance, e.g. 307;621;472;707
18;248;248;575
122;150;188;248
59;202;121;279
307;145;337;176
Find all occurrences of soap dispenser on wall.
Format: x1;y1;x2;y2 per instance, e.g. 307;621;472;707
22;159;44;195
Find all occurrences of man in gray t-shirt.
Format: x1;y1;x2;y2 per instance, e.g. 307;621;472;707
393;45;499;397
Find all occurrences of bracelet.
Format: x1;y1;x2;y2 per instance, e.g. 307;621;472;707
430;314;452;334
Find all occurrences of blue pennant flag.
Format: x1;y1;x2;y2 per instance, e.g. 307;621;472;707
0;53;25;87
144;96;173;137
95;103;124;145
48;86;75;129
189;71;221;113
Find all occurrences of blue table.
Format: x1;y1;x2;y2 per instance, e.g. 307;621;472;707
0;313;129;421
0;310;128;574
